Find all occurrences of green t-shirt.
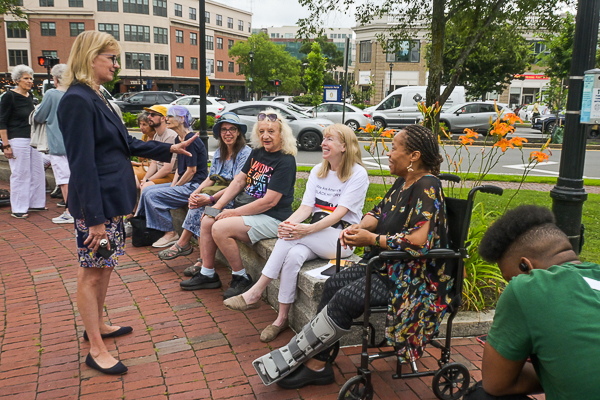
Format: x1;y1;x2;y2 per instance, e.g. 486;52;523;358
487;262;600;400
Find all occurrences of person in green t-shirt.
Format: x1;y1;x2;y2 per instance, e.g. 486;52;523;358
465;205;600;400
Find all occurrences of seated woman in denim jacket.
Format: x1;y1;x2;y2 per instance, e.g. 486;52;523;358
157;113;251;274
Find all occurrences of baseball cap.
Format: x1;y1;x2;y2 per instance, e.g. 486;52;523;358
143;105;168;117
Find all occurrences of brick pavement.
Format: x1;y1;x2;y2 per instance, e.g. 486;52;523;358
0;180;545;400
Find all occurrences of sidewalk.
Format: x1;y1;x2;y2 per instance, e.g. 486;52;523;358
0;180;544;400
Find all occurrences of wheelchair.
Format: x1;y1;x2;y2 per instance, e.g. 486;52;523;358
330;174;503;400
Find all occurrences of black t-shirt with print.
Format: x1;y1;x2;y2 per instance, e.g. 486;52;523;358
241;147;296;221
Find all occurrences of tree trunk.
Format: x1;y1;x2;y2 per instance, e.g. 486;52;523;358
426;0;445;134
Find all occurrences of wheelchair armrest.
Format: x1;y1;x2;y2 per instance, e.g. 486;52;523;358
378;248;461;261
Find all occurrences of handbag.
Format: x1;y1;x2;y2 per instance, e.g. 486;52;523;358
233;192;258;208
200;174;231;196
129;215;164;247
29;109;49;153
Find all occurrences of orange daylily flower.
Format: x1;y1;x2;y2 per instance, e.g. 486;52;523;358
463;128;479;139
509;136;528;147
493;138;514;152
502;113;523;125
490;120;515;137
530;151;549;162
381;129;394;138
458;135;474;145
541;137;551;151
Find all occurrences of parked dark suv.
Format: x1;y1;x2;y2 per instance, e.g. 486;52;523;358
115;91;182;113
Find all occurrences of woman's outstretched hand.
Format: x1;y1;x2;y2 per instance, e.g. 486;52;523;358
170;133;199;157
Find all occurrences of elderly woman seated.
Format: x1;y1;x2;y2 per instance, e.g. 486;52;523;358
136;105;207;248
180;109;297;299
156;113;251;269
253;125;452;390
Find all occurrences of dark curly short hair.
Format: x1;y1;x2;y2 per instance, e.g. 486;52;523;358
402;124;444;175
478;205;567;263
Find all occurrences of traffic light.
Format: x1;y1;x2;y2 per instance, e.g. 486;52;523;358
38;56;60;67
274;79;281;87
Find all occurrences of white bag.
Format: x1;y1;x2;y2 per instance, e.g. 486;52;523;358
29;109;49;153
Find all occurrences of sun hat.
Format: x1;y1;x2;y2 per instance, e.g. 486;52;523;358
166;105;194;131
143;105;168;117
212;112;248;139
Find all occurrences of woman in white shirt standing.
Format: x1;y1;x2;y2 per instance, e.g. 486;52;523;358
224;123;369;342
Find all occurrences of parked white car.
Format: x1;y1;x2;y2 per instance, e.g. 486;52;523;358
312;102;373;131
160;96;226;118
518;104;548;121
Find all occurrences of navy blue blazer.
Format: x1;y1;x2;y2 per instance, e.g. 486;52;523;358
57;83;172;226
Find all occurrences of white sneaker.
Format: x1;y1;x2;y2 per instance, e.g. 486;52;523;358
124;221;133;237
52;211;74;224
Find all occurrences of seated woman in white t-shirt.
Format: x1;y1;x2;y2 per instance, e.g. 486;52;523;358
223;124;369;342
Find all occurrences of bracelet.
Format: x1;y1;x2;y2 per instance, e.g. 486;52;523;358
209;195;215;204
374;235;381;247
1;144;10;150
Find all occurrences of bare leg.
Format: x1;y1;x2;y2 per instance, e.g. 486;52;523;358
77;267;120;368
95;267;121;335
211;217;251;272
199;216;218;270
273;302;291;327
166;229;193;252
242;274;272;304
60;183;71;214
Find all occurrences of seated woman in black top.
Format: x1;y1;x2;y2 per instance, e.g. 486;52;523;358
0;64;46;218
136;105;208;247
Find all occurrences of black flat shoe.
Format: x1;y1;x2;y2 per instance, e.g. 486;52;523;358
83;326;133;341
276;363;335;389
85;353;128;375
180;271;222;291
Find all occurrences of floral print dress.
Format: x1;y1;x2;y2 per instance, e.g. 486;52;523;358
365;174;451;363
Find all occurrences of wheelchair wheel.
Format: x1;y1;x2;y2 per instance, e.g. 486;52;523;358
324;341;340;364
432;362;470;400
338;375;373;400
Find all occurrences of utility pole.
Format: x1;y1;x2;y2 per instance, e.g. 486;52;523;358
549;0;600;253
388;63;394;96
198;0;208;150
138;61;143;92
249;51;254;101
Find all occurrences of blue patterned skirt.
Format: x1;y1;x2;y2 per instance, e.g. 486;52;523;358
75;216;125;268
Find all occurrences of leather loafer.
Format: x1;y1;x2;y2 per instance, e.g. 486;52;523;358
260;322;288;342
223;294;261;312
83;326;133;341
276;363;335;389
85;353;128;375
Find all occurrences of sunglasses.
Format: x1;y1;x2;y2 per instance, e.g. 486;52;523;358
258;113;280;122
100;53;120;65
148;112;163;117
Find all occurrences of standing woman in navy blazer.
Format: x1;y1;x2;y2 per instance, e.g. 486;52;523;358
57;31;198;375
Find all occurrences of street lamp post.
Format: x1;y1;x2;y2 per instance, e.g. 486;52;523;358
197;0;208;150
138;61;143;92
388;63;394;96
549;0;600;253
249;51;254;101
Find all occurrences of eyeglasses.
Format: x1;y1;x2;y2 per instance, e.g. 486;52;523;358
99;53;120;65
258;113;280;122
221;127;238;133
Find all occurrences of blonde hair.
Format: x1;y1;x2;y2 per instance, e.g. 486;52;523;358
63;31;121;88
249;108;298;156
317;124;364;182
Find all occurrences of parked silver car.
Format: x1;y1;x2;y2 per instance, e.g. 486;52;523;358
218;101;334;151
312;102;373;131
438;102;512;134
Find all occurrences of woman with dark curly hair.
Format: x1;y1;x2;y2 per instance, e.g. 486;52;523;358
253;124;452;389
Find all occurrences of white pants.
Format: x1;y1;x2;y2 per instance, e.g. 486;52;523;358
8;138;46;214
49;155;70;185
261;226;354;304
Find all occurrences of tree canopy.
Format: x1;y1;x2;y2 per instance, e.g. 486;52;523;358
229;33;303;95
299;35;344;70
304;42;326;106
0;0;27;26
297;0;573;131
436;21;532;100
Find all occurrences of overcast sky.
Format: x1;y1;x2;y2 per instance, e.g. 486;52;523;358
213;0;356;29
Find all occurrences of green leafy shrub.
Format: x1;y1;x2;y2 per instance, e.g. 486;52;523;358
122;112;138;128
462;203;506;311
192;115;216;131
